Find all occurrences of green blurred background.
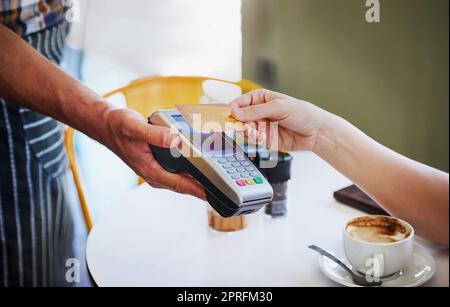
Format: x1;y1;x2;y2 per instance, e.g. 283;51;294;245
242;0;449;171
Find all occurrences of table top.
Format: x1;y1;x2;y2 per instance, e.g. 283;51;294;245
86;152;449;287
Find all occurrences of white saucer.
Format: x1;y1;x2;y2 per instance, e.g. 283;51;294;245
317;242;436;287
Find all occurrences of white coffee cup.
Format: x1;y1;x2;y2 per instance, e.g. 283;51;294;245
343;215;415;278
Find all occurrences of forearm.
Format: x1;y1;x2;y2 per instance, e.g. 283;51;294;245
315;114;449;245
0;25;206;200
0;25;114;145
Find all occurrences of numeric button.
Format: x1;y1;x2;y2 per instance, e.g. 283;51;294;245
241;173;250;179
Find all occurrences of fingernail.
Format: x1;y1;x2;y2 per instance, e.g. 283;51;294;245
172;136;181;147
166;133;180;148
258;132;267;145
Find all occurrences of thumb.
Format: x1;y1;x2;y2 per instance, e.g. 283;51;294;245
136;123;181;148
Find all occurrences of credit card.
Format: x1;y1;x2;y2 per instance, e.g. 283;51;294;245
176;104;245;132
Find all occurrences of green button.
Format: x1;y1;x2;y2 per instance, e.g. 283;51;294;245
254;177;264;184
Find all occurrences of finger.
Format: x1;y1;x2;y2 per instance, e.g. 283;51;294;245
256;130;268;146
166;173;206;200
230;90;269;119
135;123;181;148
146;159;206;199
240;123;260;145
245;124;258;141
230;89;288;117
243;122;257;136
149;174;206;200
247;122;258;131
230;88;282;108
177;173;206;200
233;100;285;122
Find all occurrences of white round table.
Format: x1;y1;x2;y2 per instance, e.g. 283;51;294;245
86;152;449;287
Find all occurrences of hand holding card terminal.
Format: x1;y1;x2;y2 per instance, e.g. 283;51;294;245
148;110;274;218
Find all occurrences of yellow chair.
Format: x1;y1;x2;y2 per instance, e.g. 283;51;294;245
65;76;262;232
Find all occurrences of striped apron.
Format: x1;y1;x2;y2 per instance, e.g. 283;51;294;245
0;21;75;287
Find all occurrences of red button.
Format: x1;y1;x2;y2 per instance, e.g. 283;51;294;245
236;180;247;187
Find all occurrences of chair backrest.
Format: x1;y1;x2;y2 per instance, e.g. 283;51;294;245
66;76;261;231
103;76;261;116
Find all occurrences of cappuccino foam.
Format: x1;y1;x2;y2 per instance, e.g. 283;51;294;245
346;216;411;244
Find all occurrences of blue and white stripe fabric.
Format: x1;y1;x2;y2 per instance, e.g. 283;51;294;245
0;20;74;287
0;0;67;37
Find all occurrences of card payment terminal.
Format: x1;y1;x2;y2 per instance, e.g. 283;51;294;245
148;110;274;218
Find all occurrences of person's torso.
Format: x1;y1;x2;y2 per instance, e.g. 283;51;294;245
0;18;74;286
0;0;66;37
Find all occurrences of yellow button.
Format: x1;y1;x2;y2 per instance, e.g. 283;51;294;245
246;179;255;185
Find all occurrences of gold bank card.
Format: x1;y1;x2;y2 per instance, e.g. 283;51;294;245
176;104;245;132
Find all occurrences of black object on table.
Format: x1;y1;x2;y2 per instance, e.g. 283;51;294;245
334;185;389;216
257;151;293;217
